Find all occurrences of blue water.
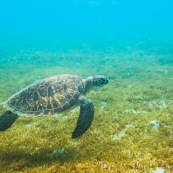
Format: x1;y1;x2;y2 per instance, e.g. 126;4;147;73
0;0;173;52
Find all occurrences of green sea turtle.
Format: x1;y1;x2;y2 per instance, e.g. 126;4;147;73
0;74;108;138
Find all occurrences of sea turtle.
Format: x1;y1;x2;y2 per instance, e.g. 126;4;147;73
0;74;108;138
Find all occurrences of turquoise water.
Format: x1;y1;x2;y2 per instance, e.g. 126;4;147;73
0;1;173;172
0;0;173;52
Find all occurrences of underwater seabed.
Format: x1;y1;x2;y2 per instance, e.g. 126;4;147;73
0;49;173;173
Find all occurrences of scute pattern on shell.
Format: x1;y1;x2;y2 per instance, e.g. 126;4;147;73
3;74;85;115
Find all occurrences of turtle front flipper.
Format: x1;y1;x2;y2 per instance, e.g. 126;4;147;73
72;99;94;138
0;111;19;131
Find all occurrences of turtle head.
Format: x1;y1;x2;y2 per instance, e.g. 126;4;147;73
84;75;108;93
92;75;109;88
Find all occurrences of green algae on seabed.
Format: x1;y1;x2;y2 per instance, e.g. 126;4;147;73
0;50;173;173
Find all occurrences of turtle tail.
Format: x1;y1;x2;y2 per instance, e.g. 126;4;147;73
0;111;19;131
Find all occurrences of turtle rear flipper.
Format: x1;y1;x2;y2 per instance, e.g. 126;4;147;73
72;99;94;138
0;111;19;131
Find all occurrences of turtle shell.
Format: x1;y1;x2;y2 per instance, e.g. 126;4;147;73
3;74;85;115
